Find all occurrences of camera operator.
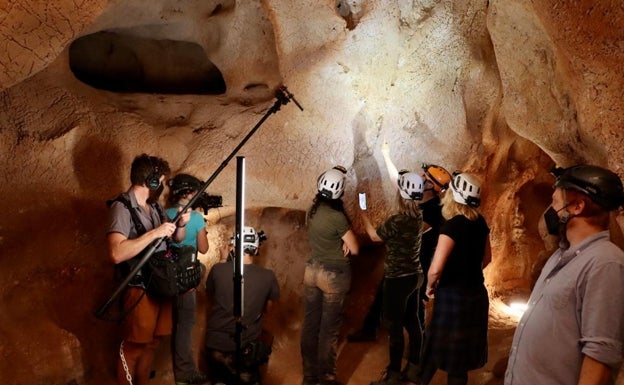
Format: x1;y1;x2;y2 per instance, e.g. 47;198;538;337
205;226;280;385
165;173;211;385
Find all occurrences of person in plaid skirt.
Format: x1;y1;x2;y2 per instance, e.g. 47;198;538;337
420;172;491;385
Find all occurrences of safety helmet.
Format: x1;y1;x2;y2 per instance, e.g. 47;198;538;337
552;165;624;211
398;170;424;200
242;226;261;255
317;165;347;200
450;172;481;207
422;163;452;193
168;173;202;197
231;226;267;256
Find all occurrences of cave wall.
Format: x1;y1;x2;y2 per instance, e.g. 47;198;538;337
1;0;623;384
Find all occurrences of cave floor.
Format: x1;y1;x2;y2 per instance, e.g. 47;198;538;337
263;298;516;385
87;298;517;385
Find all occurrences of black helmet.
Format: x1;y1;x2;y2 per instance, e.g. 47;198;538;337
552;165;624;211
167;173;202;197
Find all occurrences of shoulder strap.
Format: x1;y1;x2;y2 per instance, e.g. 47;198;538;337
151;201;168;225
107;194;147;236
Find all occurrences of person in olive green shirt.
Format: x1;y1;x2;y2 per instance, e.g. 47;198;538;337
301;166;359;385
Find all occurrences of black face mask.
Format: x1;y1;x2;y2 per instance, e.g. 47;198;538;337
544;204;574;249
544;206;561;236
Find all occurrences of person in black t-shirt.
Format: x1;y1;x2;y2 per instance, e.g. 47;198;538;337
205;226;280;385
419;172;491;385
417;164;451;330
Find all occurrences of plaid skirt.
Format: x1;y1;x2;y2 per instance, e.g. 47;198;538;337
421;285;489;373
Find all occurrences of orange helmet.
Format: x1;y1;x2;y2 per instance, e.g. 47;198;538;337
421;163;451;193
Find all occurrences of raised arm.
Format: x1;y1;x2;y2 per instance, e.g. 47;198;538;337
381;142;399;188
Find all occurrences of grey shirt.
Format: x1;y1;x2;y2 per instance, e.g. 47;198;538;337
107;189;168;253
505;231;624;385
107;190;169;287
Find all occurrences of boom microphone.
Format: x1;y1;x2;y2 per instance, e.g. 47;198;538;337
277;85;304;111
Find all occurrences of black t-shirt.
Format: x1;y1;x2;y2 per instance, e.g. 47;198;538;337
438;214;489;288
420;196;444;273
205;261;280;351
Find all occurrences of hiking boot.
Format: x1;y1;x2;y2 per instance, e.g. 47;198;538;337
370;370;401;385
175;371;209;384
347;329;377;342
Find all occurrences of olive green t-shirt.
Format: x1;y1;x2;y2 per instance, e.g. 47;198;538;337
307;203;350;265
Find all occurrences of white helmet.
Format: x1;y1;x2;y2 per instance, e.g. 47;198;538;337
317;165;347;200
450;172;481;207
398;170;424;200
231;226;267;256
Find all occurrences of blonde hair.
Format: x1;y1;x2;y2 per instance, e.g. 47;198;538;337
395;191;421;218
441;189;480;221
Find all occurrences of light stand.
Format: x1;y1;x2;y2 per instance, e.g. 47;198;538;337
233;156;245;384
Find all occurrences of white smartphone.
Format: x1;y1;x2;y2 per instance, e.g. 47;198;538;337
358;192;367;210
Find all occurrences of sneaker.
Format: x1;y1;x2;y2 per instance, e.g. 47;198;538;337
347;329;377;342
175;371;209;385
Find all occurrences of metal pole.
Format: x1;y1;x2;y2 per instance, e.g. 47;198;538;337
233;156;245;384
234;156;245;317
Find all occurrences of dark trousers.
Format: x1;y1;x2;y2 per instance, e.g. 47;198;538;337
172;290;198;380
382;274;423;373
359;278;384;334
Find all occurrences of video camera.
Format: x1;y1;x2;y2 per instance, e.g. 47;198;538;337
192;192;223;214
